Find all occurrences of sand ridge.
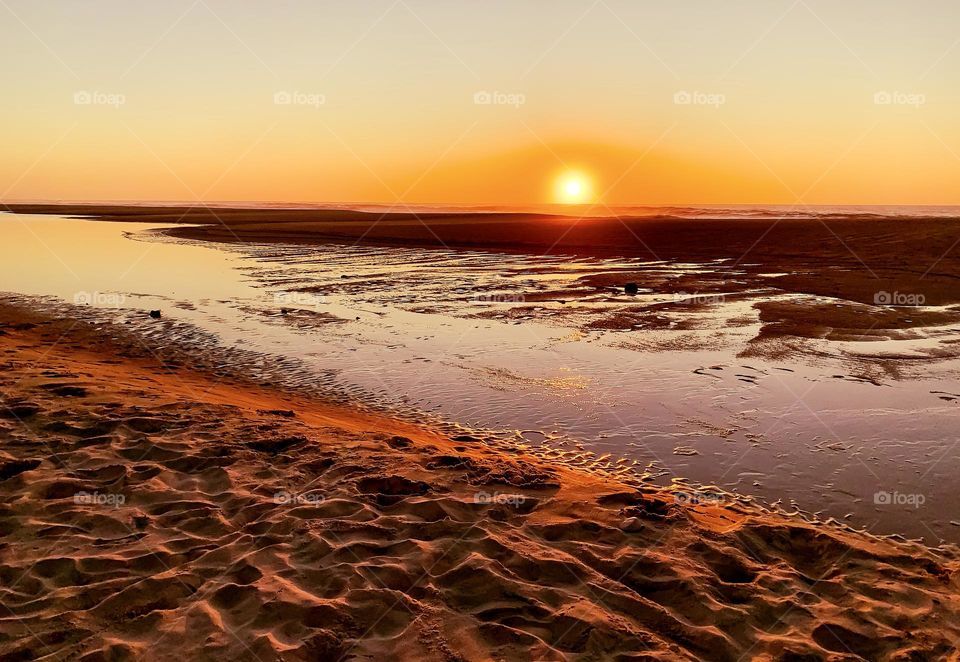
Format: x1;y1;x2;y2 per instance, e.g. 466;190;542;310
1;304;960;661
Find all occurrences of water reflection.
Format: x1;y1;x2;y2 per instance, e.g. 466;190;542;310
2;213;958;544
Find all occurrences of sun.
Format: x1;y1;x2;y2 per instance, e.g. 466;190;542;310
554;170;595;205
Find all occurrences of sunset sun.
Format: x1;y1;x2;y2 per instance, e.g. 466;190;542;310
554;171;595;205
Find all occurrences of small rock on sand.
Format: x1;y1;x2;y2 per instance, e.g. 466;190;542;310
673;446;699;456
149;310;162;319
620;517;645;532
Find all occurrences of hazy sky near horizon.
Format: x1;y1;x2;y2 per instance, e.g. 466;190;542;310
1;0;959;206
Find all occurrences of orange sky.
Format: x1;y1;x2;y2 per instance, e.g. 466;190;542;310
1;1;958;206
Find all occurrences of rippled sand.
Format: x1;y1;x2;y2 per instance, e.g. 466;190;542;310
2;300;960;660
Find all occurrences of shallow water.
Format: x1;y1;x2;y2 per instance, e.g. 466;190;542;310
2;214;959;544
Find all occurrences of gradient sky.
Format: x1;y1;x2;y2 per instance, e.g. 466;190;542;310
1;0;958;206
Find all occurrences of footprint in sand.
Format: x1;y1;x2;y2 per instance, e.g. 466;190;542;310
831;374;884;387
693;367;722;379
931;390;960;402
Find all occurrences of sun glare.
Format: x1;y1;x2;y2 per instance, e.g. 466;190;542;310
554;171;594;205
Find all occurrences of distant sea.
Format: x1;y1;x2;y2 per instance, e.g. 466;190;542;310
9;200;960;220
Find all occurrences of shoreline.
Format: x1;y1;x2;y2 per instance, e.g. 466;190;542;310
5;202;960;310
1;299;960;659
3;212;960;543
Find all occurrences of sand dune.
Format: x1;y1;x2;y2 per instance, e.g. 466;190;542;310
1;302;959;660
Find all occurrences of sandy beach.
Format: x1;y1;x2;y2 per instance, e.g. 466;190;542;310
3;208;960;544
1;297;960;660
6;1;960;658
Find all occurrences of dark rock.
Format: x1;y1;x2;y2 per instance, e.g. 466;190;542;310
624;282;639;295
149;310;162;319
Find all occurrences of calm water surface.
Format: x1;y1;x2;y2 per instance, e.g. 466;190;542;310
2;214;959;544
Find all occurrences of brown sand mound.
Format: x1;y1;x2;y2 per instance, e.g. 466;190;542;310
1;305;959;661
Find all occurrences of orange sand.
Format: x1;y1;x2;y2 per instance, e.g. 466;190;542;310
1;303;959;660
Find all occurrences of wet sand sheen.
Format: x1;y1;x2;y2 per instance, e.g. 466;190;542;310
1;300;959;660
1;213;960;543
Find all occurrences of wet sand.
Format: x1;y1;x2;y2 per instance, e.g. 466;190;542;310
2;301;960;660
3;209;960;541
6;203;960;352
6;203;960;305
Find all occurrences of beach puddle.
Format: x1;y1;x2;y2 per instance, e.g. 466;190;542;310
2;214;960;544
